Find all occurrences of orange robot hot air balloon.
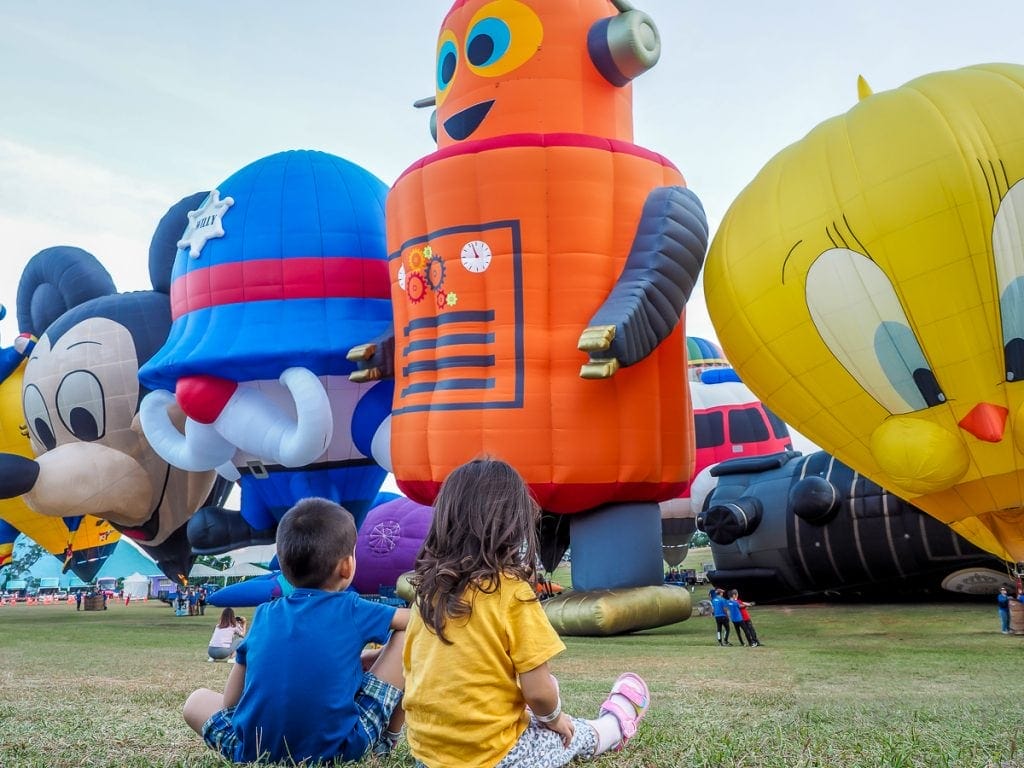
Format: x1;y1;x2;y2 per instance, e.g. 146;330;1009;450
351;0;708;634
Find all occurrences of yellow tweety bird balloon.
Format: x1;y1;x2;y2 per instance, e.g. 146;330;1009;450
705;63;1024;563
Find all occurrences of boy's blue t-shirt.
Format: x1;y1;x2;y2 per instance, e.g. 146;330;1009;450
230;588;396;764
725;598;744;622
710;594;727;617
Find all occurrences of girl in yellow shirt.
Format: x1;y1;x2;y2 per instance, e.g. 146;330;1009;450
402;458;650;767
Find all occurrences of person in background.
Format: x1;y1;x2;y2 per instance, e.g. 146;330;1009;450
74;591;82;612
711;588;731;646
724;590;748;646
207;607;247;662
732;589;761;647
998;587;1011;634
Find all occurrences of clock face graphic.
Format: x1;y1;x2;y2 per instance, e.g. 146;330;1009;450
460;240;493;273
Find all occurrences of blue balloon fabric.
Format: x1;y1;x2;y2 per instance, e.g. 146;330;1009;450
140;150;392;389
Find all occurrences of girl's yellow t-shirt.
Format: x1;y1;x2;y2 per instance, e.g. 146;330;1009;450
402;574;566;768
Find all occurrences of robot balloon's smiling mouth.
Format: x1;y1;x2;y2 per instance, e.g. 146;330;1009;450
443;101;494;141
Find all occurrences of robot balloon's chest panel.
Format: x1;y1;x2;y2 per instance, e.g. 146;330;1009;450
392;220;525;415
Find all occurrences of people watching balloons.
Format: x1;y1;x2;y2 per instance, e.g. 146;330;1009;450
402;458;650;766
731;589;761;647
711;588;731;646
183;496;408;764
206;608;247;662
998;587;1011;634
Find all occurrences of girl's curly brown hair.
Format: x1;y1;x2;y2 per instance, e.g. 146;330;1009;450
411;457;540;643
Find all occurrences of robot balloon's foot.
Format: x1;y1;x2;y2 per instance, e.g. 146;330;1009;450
542;585;691;637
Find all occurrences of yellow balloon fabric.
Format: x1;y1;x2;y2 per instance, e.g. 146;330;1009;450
0;359;120;562
705;63;1024;563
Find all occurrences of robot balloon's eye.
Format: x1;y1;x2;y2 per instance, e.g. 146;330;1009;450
437;40;458;92
466;17;510;67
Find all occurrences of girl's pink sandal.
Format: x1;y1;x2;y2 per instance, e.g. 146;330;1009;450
599;672;650;750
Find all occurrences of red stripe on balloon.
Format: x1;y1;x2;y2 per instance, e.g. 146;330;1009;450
169;257;390;318
395;132;679;185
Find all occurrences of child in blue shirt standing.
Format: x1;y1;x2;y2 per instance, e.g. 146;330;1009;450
711;588;731;646
183;497;408;763
725;590;749;646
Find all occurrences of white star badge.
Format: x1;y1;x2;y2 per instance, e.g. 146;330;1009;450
177;190;234;259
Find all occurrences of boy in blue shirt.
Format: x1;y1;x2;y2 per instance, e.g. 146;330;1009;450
724;590;748;646
183;497;408;763
710;588;732;646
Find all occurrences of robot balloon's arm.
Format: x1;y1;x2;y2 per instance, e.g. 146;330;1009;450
347;331;396;383
578;186;708;378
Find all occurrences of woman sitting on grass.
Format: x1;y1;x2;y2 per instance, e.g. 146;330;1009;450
207;608;246;662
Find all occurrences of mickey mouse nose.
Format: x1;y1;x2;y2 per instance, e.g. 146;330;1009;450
958;402;1008;443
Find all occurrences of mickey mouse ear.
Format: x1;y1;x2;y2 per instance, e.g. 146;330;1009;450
149;191;210;295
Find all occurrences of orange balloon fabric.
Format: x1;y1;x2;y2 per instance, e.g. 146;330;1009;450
386;0;699;513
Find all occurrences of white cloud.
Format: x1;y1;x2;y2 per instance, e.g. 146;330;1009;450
0;138;186;328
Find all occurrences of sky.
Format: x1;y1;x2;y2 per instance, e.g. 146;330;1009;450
1;1;1022;368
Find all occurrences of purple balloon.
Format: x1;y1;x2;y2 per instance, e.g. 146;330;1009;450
352;497;433;594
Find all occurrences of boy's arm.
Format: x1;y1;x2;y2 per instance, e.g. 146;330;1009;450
390;607;410;631
222;662;245;708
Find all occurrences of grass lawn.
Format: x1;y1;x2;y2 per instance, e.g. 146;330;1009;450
1;595;1021;768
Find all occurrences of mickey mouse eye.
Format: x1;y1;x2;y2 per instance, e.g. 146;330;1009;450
807;248;944;414
56;369;106;441
23;384;56;451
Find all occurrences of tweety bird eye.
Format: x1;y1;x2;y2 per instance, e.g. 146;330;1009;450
993;180;1024;381
806;248;944;414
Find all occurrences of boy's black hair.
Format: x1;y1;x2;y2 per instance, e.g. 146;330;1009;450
276;497;357;588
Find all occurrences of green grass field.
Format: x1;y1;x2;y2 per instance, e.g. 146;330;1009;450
1;593;1021;768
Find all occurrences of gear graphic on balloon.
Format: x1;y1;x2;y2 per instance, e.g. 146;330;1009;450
368;520;402;555
407;248;427;271
436;290;448;309
425;255;447;291
406;272;427;303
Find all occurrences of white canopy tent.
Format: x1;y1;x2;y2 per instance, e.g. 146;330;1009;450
122;572;150;599
219;562;271;578
189;563;223;579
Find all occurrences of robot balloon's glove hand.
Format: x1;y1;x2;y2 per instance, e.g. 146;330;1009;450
347;336;395;383
350;367;383;384
578;325;620;379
